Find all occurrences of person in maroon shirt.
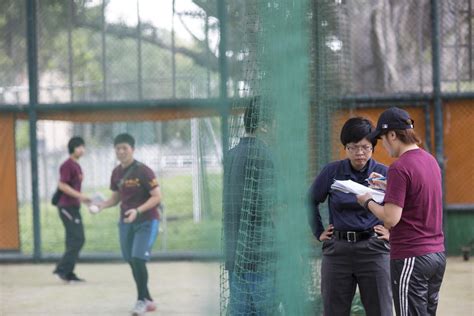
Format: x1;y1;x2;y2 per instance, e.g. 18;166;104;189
53;136;91;283
357;107;446;316
94;133;161;315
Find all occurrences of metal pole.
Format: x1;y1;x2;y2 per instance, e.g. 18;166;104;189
453;4;460;92
314;1;331;167
205;14;211;98
67;0;74;101
191;117;202;222
217;0;229;157
26;0;41;261
417;2;424;93
101;0;107;100
469;0;473;81
137;0;143;100
171;0;176;98
431;0;446;228
423;102;432;153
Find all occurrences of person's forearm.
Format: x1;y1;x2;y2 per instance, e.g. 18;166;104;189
367;201;392;228
312;203;324;240
314;215;325;241
58;182;83;199
315;216;324;240
136;195;161;214
360;196;401;229
101;193;120;209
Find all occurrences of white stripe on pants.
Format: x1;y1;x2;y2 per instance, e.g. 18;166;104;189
399;257;415;316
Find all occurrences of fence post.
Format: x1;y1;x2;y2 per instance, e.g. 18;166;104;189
430;0;446;232
26;0;41;261
217;0;229;155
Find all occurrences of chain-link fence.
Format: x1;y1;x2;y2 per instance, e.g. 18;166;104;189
0;0;473;315
15;117;223;258
1;0;225;259
2;0;473;103
331;0;474;95
0;0;219;105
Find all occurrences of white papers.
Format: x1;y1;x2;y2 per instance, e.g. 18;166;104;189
330;180;385;203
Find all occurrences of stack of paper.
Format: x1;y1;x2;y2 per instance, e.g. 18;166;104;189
331;180;385;203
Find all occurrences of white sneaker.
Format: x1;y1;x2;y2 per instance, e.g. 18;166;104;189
130;300;147;316
145;299;156;312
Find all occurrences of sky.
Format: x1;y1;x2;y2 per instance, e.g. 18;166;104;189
93;0;219;50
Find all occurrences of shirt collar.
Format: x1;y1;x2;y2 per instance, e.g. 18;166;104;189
121;159;137;171
342;158;375;176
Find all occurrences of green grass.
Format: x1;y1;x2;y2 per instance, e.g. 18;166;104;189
18;174;223;255
443;81;474;92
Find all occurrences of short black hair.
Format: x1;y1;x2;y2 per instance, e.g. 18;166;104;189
340;117;377;148
114;133;135;148
244;98;260;134
68;136;85;154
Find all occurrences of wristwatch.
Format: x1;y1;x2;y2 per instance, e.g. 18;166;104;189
364;198;376;210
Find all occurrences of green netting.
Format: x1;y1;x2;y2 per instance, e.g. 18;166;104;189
218;0;356;313
220;0;318;314
0;1;473;314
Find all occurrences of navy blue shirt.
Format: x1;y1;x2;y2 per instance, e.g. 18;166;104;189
308;158;388;241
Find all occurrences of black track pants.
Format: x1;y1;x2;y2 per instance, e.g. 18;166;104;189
391;252;446;316
55;206;85;275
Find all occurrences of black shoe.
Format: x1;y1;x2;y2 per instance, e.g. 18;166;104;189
53;270;69;282
67;273;85;282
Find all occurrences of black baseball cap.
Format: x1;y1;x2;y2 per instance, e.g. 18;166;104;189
368;107;414;140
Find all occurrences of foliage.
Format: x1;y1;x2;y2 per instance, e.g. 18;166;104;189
15;121;30;150
1;0;222;147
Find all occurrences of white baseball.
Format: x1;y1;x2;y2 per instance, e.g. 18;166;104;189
89;204;100;214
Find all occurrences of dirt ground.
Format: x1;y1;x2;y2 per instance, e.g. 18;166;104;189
0;257;472;315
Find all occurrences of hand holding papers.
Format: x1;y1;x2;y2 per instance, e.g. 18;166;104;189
331;180;385;203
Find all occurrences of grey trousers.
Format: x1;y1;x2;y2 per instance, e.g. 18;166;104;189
321;237;393;316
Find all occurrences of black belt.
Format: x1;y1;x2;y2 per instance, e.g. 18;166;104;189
333;229;376;243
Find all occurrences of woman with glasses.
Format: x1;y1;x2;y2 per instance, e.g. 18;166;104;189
308;117;392;316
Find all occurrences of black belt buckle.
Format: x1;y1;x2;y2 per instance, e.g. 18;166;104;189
347;231;357;243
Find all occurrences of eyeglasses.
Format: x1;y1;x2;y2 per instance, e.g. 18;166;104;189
345;145;373;153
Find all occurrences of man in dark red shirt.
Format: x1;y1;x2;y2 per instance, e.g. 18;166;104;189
53;136;91;283
357;107;446;316
94;133;161;315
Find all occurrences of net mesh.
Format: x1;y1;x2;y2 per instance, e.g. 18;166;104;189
0;0;473;314
220;0;319;314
